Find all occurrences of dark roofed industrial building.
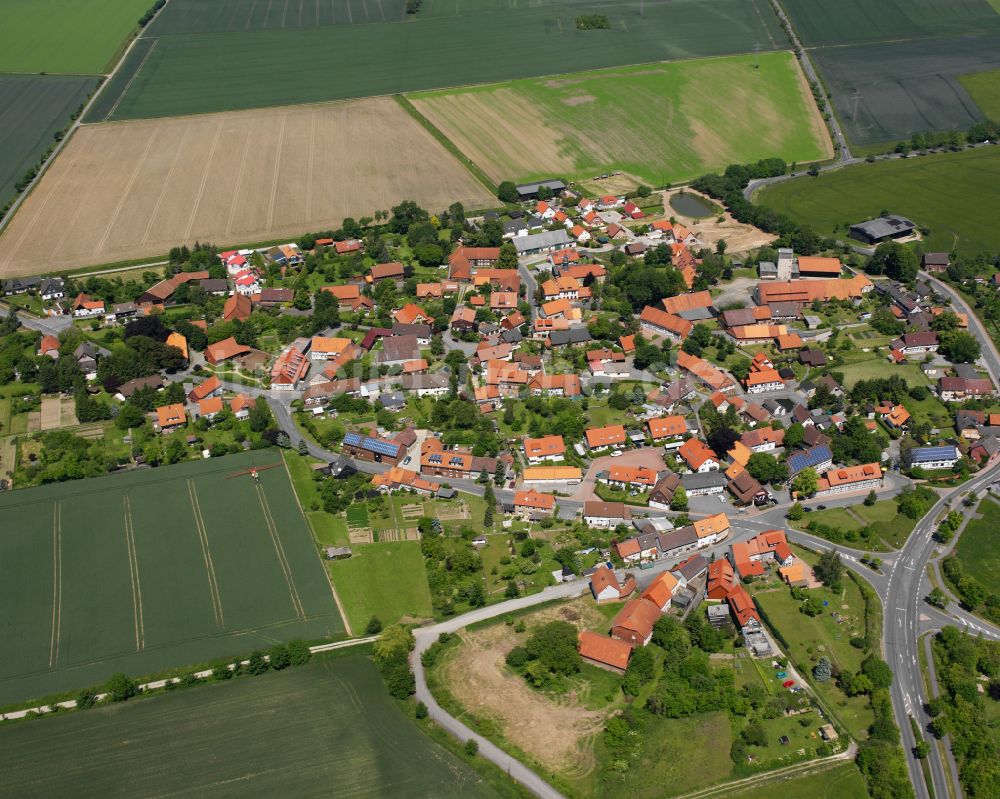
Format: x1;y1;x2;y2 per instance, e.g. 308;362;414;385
849;215;916;245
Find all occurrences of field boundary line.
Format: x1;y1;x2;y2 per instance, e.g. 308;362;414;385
393;94;498;194
49;503;62;668
104;38;159;122
255;482;305;619
282;456;352;635
187;479;225;629
123;494;145;651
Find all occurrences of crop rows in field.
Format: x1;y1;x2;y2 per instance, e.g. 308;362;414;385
0;451;343;705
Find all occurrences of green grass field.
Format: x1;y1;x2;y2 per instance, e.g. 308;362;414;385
753;553;874;740
961;68;1000;120
327;541;433;631
95;0;786;120
586;712;733;797
408;52;830;186
0;650;505;798
756;146;1000;253
0;0;152;74
0;451;343;706
0;75;97;209
726;762;869;798
955;499;1000;587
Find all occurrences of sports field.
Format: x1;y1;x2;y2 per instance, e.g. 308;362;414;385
0;75;97;210
0;98;493;278
0;651;505;798
776;0;1000;146
755;146;1000;254
0;451;344;706
93;0;785;121
0;0;152;74
408;52;832;186
960;68;1000;120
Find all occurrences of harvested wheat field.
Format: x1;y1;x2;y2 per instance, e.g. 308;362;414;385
0;97;493;277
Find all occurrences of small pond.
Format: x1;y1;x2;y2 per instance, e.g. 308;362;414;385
669;192;716;218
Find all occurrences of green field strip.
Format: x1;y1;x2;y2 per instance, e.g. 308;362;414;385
263;463;346;625
0;0;153;74
0;653;502;798
99;0;786;121
254;481;306;619
0;75;98;209
57;492;140;667
125;481;221;647
0;504;57;681
0;452;345;705
122;494;145;652
191;469;300;631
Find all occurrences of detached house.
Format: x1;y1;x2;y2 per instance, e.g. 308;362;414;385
584;424;627;452
678;438;720;472
523;435;565;464
647;415;688;448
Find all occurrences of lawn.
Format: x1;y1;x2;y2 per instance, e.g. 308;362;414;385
726;762;869;799
584;712;734;798
0;75;97;210
757;146;1000;253
852;500;917;549
961;68;1000;120
0;451;344;706
327;541;434;631
408;52;831;187
96;0;787;121
954;499;1000;587
0;650;505;798
0;0;152;74
752;553;874;740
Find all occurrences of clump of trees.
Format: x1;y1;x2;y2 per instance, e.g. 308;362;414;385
373;625;416;699
506;620;581;689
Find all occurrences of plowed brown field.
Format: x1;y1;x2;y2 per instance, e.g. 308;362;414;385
0;97;493;277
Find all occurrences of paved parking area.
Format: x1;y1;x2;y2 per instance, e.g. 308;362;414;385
571;446;667;502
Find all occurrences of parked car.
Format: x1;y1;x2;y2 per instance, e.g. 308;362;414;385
817;504;827;510
403;456;411;465
610;450;623;458
782;679;795;688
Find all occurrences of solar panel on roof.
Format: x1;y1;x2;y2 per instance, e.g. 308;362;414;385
359;437;399;456
344;432;362;446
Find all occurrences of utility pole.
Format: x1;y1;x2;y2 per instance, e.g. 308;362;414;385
851;89;861;126
753;42;761;69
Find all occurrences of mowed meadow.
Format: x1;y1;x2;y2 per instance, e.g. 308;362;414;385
0;98;494;277
408;52;833;186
